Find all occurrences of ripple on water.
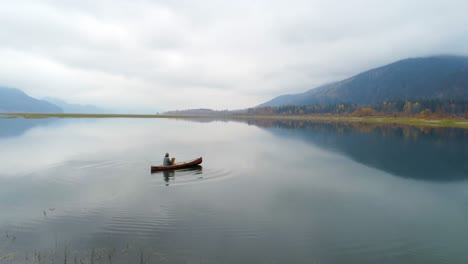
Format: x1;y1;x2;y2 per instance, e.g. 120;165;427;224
150;166;234;187
27;158;235;190
4;158;241;251
318;232;452;263
28;159;143;187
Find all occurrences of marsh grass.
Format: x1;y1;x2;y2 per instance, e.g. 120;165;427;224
0;220;322;264
1;245;164;264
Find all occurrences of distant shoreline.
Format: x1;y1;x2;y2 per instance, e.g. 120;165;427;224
0;113;199;119
1;112;467;129
232;115;468;129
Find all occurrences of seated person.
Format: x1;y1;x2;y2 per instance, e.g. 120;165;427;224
163;153;176;166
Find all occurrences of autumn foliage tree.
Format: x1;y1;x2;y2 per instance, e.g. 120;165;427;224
246;99;468;117
351;107;377;117
418;109;432;118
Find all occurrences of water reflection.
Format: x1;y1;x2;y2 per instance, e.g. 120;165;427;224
0;118;467;263
185;118;468;182
0;117;56;138
162;169;175;180
153;165;203;186
243;119;468;181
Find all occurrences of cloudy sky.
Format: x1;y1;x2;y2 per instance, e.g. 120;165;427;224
1;0;467;112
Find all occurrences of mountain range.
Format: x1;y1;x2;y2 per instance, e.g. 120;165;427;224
0;87;106;114
260;55;468;107
2;55;468;114
0;87;63;113
43;97;105;114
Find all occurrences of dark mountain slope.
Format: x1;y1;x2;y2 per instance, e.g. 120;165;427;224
260;56;468;107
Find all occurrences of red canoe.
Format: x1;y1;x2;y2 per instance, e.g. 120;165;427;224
151;157;203;172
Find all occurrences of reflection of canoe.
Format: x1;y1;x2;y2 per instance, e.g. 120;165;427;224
151;157;203;172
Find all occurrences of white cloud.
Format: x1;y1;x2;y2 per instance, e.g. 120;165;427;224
0;0;467;111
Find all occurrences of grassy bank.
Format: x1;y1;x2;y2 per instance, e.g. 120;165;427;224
1;112;467;129
231;115;468;129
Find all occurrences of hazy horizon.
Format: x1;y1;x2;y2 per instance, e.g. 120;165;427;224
1;0;468;112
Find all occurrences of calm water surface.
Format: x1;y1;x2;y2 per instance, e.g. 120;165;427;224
0;117;467;263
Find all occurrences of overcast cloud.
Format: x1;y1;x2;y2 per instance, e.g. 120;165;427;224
1;0;467;112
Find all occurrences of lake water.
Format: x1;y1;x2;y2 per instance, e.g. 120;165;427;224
0;117;467;263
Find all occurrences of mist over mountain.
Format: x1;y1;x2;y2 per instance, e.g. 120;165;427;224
260;56;468;107
164;109;223;115
0;87;62;113
43;97;106;114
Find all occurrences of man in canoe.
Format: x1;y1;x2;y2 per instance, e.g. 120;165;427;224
163;153;176;166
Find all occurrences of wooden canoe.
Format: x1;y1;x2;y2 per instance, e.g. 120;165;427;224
151;157;203;172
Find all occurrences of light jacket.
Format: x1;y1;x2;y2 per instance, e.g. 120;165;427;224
163;156;172;166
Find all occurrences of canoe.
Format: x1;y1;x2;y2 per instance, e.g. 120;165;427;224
151;157;203;172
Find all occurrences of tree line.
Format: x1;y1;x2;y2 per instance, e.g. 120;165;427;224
246;99;468;118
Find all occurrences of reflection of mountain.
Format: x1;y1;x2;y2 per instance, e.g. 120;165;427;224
0;118;56;138
244;119;468;181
